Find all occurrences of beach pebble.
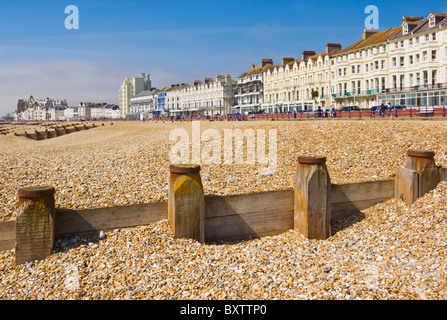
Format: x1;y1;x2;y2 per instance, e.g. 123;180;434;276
0;120;446;300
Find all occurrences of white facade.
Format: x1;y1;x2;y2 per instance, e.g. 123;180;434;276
329;29;398;109
105;106;121;119
378;13;447;107
262;12;447;111
234;60;273;114
47;108;65;121
119;73;151;118
91;106;106;119
130;89;158;114
165;84;190;113
64;107;79;121
15;96;68;120
176;75;236;115
262;46;340;112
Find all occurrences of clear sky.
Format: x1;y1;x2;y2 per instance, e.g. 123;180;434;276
0;0;446;115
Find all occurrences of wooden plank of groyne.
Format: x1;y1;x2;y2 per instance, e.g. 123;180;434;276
55;201;168;237
330;180;395;220
0;220;16;251
204;189;294;241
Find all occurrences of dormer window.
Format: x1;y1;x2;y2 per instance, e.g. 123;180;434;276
403;22;409;35
429;14;436;27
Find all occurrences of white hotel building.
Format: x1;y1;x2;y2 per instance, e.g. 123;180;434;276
262;44;342;112
262;12;447;111
233;59;276;114
378;13;447;107
119;73;151;118
167;75;236;116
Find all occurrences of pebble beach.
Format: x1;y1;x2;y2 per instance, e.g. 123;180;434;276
0;119;447;300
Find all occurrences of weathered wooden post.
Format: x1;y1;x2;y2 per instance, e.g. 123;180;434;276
15;186;56;265
168;164;204;243
294;156;331;240
395;150;446;206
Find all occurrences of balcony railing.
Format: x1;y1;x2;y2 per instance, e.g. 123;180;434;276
386;82;447;93
331;89;387;99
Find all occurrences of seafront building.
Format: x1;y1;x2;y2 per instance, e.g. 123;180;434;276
119;73;152;118
113;11;446;116
262;44;341;112
129;88;159;120
165;83;190;114
14;99;120;121
378;13;447;106
176;75;236;116
261;12;447;112
233;59;276;114
329;28;400;109
14;96;68;120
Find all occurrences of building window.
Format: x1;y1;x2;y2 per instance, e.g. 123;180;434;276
392;57;397;67
432;33;437;41
410;55;413;65
400;41;404;48
423;51;428;62
400;57;405;67
409;38;413;45
425;34;430;42
429;15;435;27
416;54;420;63
381;60;385;69
415;36;419;45
432;50;437;61
403;23;409;35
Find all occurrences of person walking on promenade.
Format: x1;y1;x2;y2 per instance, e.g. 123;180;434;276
388;101;393;118
379;103;385;117
317;106;322;118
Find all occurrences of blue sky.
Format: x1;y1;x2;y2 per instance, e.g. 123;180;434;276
0;0;446;115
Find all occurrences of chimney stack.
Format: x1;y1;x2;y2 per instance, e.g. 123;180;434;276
251;63;255;70
216;75;225;82
282;57;295;66
362;29;378;40
261;59;273;68
225;74;232;85
302;51;316;60
326;43;342;54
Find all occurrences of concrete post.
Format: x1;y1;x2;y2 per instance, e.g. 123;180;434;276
168;164;204;243
15;186;56;265
294;156;331;240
